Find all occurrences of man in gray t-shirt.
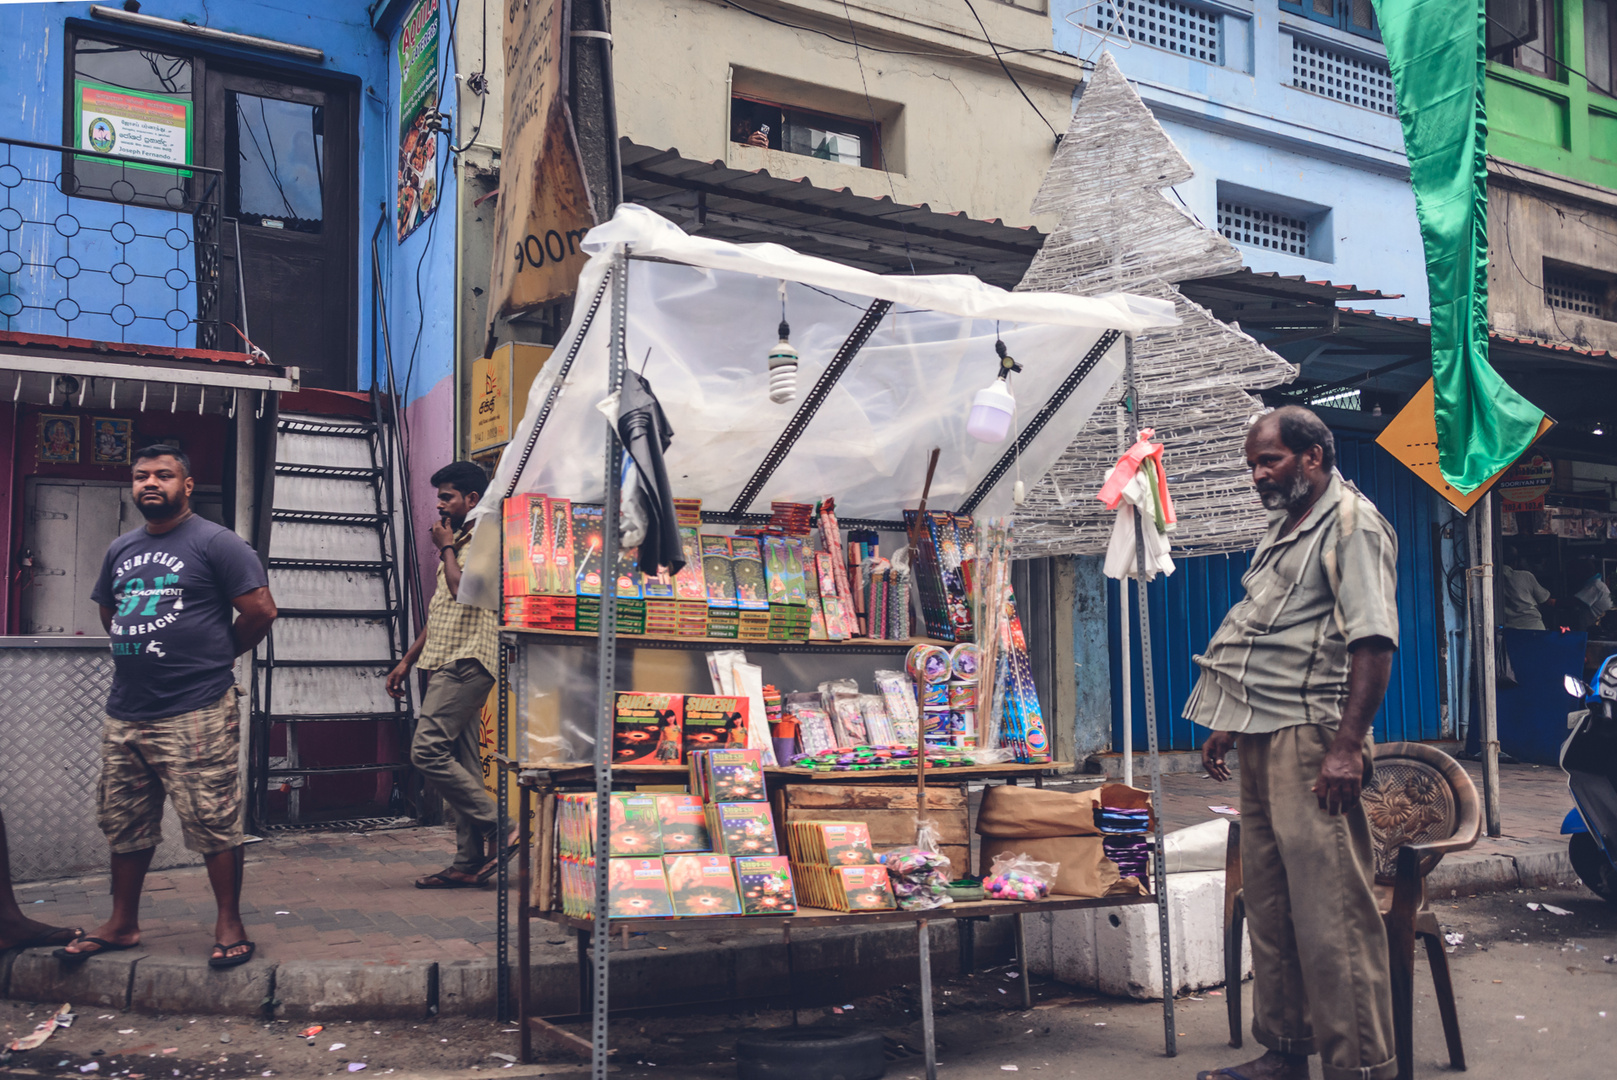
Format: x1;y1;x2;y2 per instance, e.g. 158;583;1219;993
56;447;277;971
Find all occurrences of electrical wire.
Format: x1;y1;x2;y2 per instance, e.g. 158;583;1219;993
959;0;1059;140
1497;192;1578;344
1488;14;1613;97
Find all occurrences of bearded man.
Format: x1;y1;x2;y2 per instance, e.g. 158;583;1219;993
1192;406;1399;1080
60;446;277;969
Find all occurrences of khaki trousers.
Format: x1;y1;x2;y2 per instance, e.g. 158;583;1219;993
1239;724;1397;1080
412;659;497;873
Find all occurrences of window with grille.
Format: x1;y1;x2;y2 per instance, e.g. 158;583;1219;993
1545;270;1605;316
1217;200;1312;257
1086;0;1223;65
1289;37;1396;114
1281;0;1381;39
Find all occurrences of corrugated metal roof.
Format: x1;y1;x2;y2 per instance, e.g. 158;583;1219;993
1179;267;1403;307
620;140;1046;288
0;329;288;372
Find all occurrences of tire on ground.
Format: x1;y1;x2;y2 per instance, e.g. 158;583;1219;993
735;1027;886;1080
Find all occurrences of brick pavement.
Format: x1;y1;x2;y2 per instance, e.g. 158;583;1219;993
10;824;505;964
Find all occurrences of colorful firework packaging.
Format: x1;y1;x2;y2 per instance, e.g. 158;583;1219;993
612;692;684;765
663;854;742;916
983;852;1056;901
1095;804;1153;883
735;855;798;915
783;693;837;756
874;670;921;744
688;748;766;803
880;844;954;911
654;794;712;853
681;695;750;758
707;802;780;856
607;858;676;918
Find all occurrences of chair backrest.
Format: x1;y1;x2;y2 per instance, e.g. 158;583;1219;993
1362;741;1482;885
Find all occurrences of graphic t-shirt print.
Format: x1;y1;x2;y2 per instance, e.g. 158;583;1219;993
92;516;268;722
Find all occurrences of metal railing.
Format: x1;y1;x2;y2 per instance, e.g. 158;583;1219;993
0;135;225;350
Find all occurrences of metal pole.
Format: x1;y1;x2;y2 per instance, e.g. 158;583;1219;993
918;919;937;1080
591;249;628;1080
496;641;511;1022
1126;336;1176;1057
1119;401;1134;788
1474;493;1502;836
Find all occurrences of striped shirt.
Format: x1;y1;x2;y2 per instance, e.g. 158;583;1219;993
1183;475;1399;734
418;527;500;676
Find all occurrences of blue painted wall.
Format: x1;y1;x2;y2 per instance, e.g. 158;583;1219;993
1107;429;1444;750
1053;1;1429;319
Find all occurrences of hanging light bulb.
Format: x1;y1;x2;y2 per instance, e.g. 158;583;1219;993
767;280;798;404
967;338;1022;443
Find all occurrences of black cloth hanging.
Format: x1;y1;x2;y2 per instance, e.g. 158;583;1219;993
616;370;684;576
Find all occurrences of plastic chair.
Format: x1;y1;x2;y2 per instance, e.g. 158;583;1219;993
1222;741;1481;1079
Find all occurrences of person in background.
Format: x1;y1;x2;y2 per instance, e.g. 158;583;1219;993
387;462;515;888
1498;561;1551;630
59;446;276;969
1572;563;1613;633
0;807;80;951
1192;407;1398;1080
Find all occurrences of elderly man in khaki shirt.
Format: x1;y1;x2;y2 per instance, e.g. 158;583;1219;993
1192;406;1398;1080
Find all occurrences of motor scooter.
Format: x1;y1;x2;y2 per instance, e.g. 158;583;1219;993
1561;657;1617;903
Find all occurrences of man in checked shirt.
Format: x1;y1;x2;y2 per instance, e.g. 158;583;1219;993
1193;406;1398;1080
387;462;516;888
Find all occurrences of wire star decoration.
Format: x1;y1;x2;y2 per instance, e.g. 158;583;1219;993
1062;0;1137;67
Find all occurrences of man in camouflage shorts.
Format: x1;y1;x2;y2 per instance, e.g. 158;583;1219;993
58;446;277;969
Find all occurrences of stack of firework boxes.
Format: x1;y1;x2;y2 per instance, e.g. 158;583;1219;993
556;748;798;919
784;819;896;912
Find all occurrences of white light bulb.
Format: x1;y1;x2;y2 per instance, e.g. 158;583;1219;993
967;379;1015;443
768;337;799;404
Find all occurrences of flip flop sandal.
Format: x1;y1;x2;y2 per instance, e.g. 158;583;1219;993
53;936;137;964
209;940;256;969
415;870;483;890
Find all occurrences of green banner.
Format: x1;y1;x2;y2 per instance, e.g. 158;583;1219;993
1372;0;1544;494
397;0;440;242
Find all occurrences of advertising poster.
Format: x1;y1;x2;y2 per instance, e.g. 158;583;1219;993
397;0;440;241
74;80;191;172
487;0;598;315
1499;454;1554;511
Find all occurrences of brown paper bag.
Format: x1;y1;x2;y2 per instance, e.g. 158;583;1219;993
975;782;1156;839
979;836;1147;898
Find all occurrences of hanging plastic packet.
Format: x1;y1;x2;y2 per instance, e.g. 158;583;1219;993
820;678;866;746
880;822;954;911
983;852;1057;901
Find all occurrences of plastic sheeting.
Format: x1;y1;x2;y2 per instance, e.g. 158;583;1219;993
460;206;1176;610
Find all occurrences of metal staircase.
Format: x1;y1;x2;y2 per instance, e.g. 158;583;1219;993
248;410;419;829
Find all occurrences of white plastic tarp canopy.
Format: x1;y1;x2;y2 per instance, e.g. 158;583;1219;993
460;205;1176;607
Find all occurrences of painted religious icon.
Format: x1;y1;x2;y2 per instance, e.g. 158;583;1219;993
38;414;80;463
90;417;133;466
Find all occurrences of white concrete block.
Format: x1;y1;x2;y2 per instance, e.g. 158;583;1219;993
1046;870;1252;1000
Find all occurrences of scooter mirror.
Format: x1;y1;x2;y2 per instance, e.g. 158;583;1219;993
1565;674;1590;697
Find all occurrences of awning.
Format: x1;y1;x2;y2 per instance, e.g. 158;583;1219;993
0;329;297;412
621;141;1048;288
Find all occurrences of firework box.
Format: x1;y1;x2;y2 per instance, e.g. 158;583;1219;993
701;534;738;609
502;494;545;598
782;538;811;604
607;857;675;918
560;854;595;918
608;793;664;857
708;802;779;856
682;695;749;759
674;526;708;601
830;864;896;912
762;537;791;604
729;537;770;611
572;504;605;596
787;820;875;867
544;497;574;594
692;747;765;803
613;542;644;599
662;854;742;916
613;692;684;766
735;855;797;915
655;793;712;852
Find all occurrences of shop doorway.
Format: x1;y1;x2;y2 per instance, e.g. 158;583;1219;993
207;70;357;390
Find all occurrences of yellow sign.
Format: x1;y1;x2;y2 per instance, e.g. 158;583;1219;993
469;342;553;454
1375;379;1554;512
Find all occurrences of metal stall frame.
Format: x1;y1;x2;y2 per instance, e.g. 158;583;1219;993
492;251;1177;1075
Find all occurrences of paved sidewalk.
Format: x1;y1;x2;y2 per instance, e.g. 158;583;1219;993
0;759;1578;1021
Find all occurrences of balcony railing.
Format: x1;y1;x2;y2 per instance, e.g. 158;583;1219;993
0;135;224;351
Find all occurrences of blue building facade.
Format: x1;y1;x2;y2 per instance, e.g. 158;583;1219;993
1051;3;1455;753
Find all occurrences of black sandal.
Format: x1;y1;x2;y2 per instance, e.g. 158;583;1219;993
53;936;136;964
415;869;484;889
209;940;256;968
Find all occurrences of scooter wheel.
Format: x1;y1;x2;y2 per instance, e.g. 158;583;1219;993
1569;832;1617;904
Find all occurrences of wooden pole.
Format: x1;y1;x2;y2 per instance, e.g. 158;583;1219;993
1474;493;1502;836
912;448;940;836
